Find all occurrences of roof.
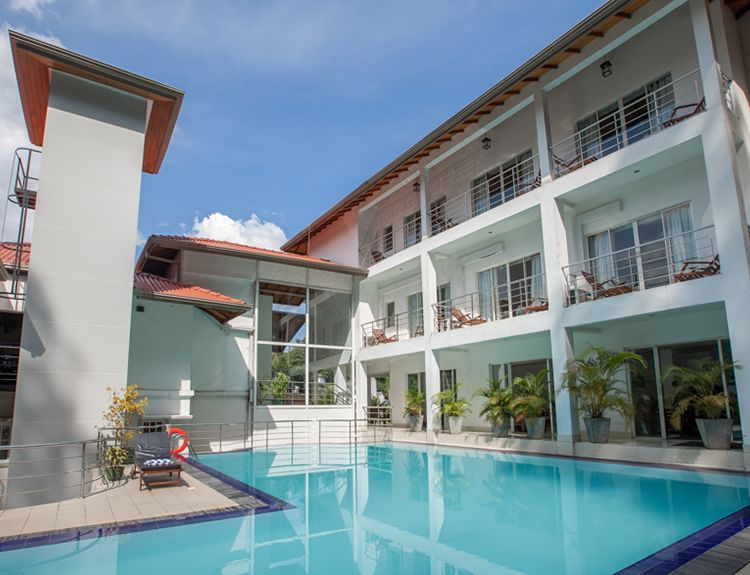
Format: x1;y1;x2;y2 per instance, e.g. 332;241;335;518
138;235;368;276
134;272;250;324
282;0;650;254
0;243;31;270
8;30;183;174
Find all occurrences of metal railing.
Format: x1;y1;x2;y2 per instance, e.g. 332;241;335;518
0;438;106;508
433;273;548;332
0;345;19;389
429;154;540;235
0;418;10;460
550;69;704;177
359;216;422;268
563;225;717;306
362;405;392;426
361;308;424;347
256;380;352;406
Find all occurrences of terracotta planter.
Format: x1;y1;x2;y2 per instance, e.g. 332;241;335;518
408;414;424;432
696;418;732;450
584;417;611;444
492;420;511;438
448;416;464;434
525;417;546;439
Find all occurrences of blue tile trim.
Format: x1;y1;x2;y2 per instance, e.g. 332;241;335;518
185;457;292;511
0;457;293;553
615;504;750;574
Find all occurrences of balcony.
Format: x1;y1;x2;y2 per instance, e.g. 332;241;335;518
428;153;540;235
361;308;424;348
549;69;704;177
433;273;547;332
563;225;717;306
359;216;422;268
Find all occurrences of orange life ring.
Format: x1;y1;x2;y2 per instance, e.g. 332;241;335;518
168;427;189;455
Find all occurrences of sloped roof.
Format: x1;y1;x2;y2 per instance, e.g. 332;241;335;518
134;272;250;323
138;235;367;276
0;243;30;269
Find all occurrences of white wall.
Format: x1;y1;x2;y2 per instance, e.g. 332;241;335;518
308;208;359;267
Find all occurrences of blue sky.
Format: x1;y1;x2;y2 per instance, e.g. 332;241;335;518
1;0;603;250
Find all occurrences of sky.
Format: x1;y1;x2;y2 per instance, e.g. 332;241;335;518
0;0;604;252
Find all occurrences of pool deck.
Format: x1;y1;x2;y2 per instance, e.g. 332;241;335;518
0;465;237;537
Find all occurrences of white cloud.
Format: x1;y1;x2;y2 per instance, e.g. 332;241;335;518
191;212;287;251
7;0;55;19
0;24;62;242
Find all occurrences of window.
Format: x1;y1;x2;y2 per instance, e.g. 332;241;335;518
407;292;423;337
385;301;395;328
308;347;352;405
382;225;394;254
309;289;351;347
470;150;535;217
257;282;306;343
407;372;426;394
403;211;421;248
587;204;694;289
477;253;543;319
430;196;447;234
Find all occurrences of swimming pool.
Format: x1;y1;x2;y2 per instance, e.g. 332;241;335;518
1;442;749;574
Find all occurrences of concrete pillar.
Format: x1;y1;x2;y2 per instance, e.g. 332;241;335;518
689;0;725;110
420;250;440;441
418;166;430;240
533;86;553;184
424;349;441;442
9;71;148;505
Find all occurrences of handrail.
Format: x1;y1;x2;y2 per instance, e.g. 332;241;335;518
563;225;717;305
361;307;424;347
359;215;422;268
550;69;703;176
433;272;547;331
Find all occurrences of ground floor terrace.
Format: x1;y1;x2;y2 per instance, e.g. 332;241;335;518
361;299;750;470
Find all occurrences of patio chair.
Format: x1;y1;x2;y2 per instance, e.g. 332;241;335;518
371;249;384;263
521;298;549;314
662;98;706;128
674;254;720;282
451;307;487;327
552;153;596;175
372;328;398;344
132;431;183;491
580;271;633;299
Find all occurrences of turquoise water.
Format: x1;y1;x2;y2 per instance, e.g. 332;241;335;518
2;443;750;574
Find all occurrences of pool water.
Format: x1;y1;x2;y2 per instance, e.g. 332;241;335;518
2;442;750;574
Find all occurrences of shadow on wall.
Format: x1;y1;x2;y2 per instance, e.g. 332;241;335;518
5;279;92;508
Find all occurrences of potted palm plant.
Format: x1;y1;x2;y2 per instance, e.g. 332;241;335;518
433;385;471;434
403;388;425;431
667;359;739;450
562;347;644;443
475;378;514;437
511;369;550;439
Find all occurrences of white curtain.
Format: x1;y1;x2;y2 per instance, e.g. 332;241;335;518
663;205;695;271
530;254;545;300
647;73;674;127
477;269;494;319
588;230;615;281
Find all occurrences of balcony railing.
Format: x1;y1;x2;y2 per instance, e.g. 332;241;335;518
550;69;704;177
433;273;547;332
429;154;540;235
359;217;422;268
257;380;352;406
563;225;717;306
361;308;424;347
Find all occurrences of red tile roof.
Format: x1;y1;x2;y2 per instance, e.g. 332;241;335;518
142;235;367;275
134;272;249;323
0;242;31;269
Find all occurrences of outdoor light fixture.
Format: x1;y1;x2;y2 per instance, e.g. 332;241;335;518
600;60;613;78
482;136;492;150
413;181;421;193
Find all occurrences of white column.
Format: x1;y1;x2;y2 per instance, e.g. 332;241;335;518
9;71;148;505
424;349;441;442
533;86;553;184
540;196;579;448
420;250;440;441
418;166;430;240
689;0;724;110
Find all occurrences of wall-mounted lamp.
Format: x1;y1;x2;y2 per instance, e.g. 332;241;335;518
413;181;421;194
482;136;492;150
600;59;613;78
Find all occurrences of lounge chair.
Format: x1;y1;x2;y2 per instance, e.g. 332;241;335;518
663;98;706;127
521;298;549;314
371;250;384;263
451;307;487;327
552;153;596;175
674;254;720;282
132;431;183;491
372;328;398;344
581;271;633;299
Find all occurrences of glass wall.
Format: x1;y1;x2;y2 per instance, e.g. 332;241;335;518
256;282;353;406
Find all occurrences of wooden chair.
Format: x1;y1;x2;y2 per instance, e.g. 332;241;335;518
521;298;549;314
413;324;424;337
132;432;183;491
372;328;398;344
552;153;596;175
371;249;384;263
674;254;720;282
580;271;633;299
663;98;706;128
450;307;487;327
